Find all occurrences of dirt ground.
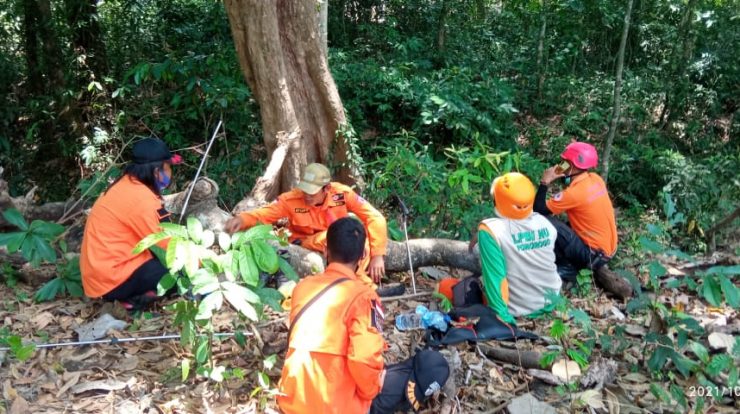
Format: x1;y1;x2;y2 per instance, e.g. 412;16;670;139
1;259;739;414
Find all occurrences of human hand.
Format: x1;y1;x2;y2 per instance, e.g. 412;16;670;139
369;255;385;283
468;229;479;253
224;217;244;234
540;166;564;186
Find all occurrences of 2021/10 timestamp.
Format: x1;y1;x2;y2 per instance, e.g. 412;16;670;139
688;386;740;398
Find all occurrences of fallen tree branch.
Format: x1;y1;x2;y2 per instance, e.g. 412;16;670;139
381;291;433;303
477;343;544;370
706;206;740;253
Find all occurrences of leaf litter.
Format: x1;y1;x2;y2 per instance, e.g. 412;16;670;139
0;257;738;413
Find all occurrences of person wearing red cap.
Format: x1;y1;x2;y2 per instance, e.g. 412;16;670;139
223;163;389;289
534;141;618;281
80;137;182;308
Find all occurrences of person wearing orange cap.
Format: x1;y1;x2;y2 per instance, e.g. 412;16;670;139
80;138;182;309
278;217;450;414
534;141;618;281
224;163;388;288
463;172;561;324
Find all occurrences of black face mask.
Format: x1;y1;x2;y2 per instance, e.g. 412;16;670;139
561;170;586;185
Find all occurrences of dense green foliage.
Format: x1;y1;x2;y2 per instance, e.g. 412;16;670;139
0;0;737;250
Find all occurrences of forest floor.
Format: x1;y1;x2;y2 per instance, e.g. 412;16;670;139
1;252;739;414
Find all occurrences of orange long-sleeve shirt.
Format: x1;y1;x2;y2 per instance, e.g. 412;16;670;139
238;182;388;257
81;176;171;298
546;173;617;256
277;263;386;414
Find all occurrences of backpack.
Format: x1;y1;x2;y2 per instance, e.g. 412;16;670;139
451;275;484;308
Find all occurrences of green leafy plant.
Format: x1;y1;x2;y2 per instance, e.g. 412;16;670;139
0;328;35;362
536;292;594;371
134;217;297;383
0;208;64;267
0;208;82;301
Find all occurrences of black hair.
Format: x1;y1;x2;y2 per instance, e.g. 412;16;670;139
107;161;166;196
327;217;366;264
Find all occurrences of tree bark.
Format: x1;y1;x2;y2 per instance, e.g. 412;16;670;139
23;0;43;95
224;0;359;207
436;0;450;52
535;0;547;102
660;0;698;129
36;0;66;93
478;344;545;369
601;0;633;183
64;0;107;77
318;0;328;57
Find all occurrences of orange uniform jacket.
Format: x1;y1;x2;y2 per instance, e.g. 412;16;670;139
238;182;387;256
277;263;385;414
81;176;171;298
546;172;618;256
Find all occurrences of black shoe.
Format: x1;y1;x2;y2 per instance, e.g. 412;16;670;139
376;283;405;298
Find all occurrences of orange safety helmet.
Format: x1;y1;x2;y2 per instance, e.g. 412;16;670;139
490;172;535;220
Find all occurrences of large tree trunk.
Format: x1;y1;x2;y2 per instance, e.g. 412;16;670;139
224;0;359;210
23;0;43;95
535;0;547;103
601;0;633;183
64;0;107;77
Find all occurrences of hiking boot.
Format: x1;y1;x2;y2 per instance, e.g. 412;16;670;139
376;283;405;298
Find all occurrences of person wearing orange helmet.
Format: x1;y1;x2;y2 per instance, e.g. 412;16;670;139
534;141;618;281
461;172;561;324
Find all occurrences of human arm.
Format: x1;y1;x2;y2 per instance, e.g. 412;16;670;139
533;184;552;216
478;226;516;325
224;200;291;234
346;291;386;400
346;191;388;279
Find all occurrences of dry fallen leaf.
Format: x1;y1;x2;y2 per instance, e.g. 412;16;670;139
551;359;582;382
708;332;735;351
56;371;81;397
9;396;29;414
575;389;605;411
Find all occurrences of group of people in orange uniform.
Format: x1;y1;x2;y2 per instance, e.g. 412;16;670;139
79;137;618;412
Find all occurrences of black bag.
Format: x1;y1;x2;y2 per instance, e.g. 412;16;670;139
451;275;484;307
428;304;539;346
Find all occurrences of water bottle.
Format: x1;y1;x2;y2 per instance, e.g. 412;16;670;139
395;312;423;331
421;310;450;332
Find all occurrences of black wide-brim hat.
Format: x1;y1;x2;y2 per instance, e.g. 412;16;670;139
132;138;182;165
406;350;450;411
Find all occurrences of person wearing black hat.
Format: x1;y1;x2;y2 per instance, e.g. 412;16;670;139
80;138;182;309
370;349;451;413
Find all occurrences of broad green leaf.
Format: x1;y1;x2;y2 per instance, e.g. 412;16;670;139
195;291;223;320
34;278;64;302
278;257;299;282
195;337;209;363
728;365;738;388
181;359;190;382
187;217;203;243
639;237;664;253
649;383;671;403
263;354;277;370
29;220;64;238
200;230;215;248
705;354;732;376
238;246;259;287
217;232;231;251
223;284;259;321
184;242;200;277
133;232;170;254
669;384;688;409
236;224;273;246
64;280;84;297
191;272;219;296
160;222;189;238
689;341;709;364
566;349;589;368
539;350;558;368
221;281;261;304
0;232;25;252
31;235;56;263
166;238;180;269
704;265;740;276
700;277;723;307
2;208;28;230
550;319;568;340
157;273;177;296
719;276;740;308
257;287;284;312
569;309;591;330
647;345;671;372
181;320;195;347
648;261;666;278
670;353;697;378
252;239;279;273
